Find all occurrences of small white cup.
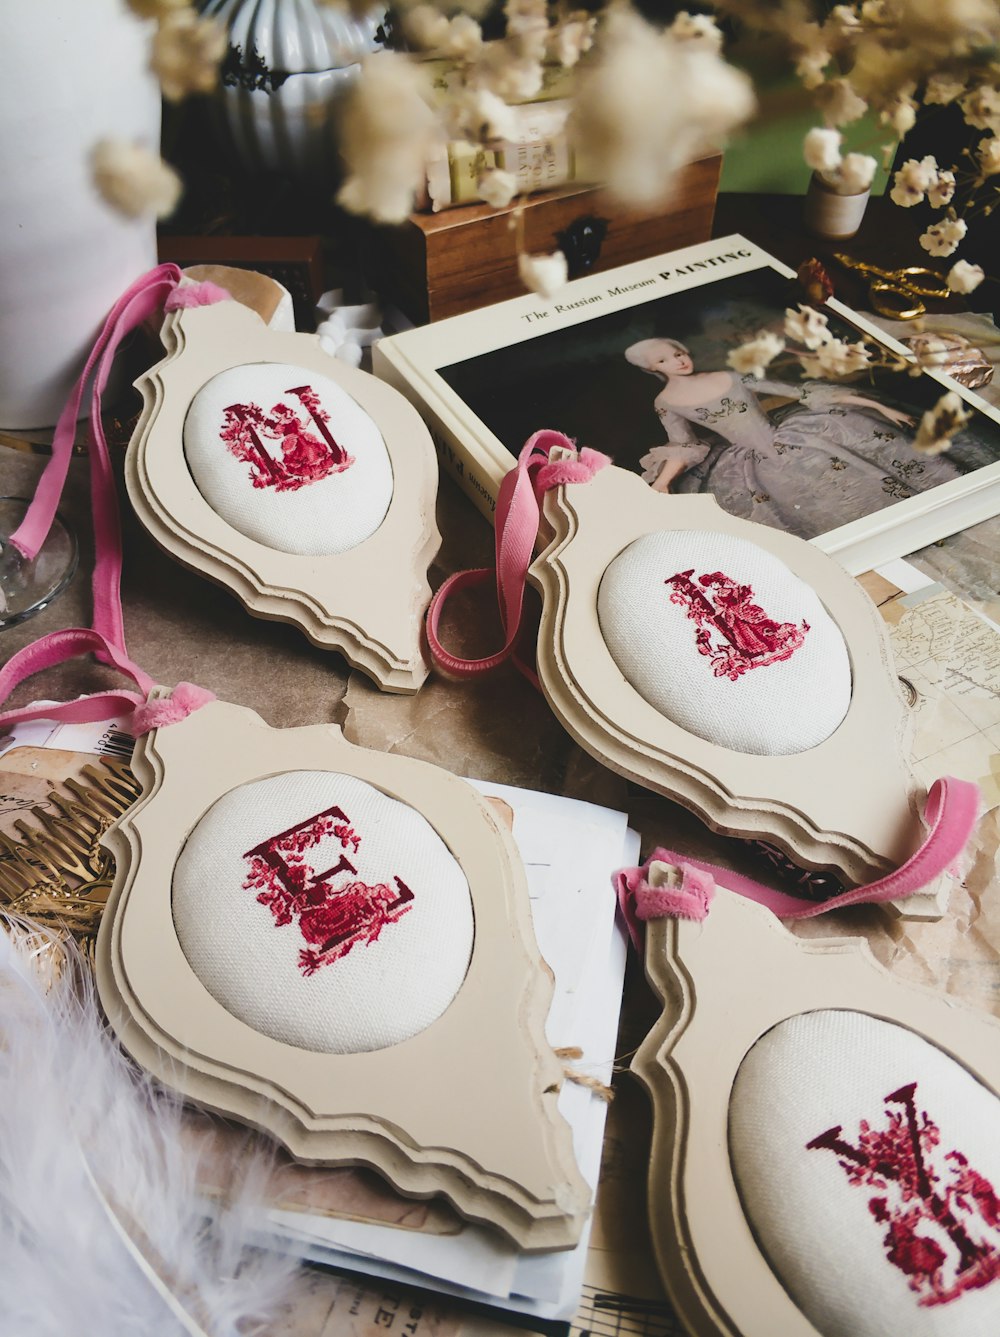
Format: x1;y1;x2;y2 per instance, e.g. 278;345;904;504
803;171;871;240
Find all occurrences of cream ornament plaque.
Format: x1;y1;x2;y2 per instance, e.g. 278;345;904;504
95;698;589;1251
127;298;441;693
528;452;947;901
631;883;1000;1337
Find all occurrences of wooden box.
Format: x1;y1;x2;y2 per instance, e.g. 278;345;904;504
362;153;722;325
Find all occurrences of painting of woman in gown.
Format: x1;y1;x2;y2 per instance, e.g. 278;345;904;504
623;337;964;542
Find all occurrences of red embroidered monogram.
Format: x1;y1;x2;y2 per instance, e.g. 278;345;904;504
243;804;413;976
665;569;809;681
220;384;354;491
807;1081;1000;1307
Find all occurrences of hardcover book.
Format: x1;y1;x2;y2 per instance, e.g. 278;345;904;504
373;234;1000;574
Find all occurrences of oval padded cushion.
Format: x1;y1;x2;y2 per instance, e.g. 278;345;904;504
183;361;393;555
729;1010;1000;1336
172;771;474;1053
596;529;852;755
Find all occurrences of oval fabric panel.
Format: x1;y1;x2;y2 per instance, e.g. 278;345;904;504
596;529;851;754
172;771;474;1053
729;1010;1000;1337
183;361;393;555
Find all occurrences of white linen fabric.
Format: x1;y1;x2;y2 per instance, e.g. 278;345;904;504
183;361;393;555
729;1010;1000;1337
172;771;474;1053
596;529;852;754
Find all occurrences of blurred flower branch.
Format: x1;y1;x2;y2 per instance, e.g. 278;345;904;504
321;0;1000;301
95;0;999;435
729;298;992;454
90;0;227;220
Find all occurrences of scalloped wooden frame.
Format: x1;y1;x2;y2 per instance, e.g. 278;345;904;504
126;299;441;693
95;699;589;1251
530;458;933;899
632;887;1000;1336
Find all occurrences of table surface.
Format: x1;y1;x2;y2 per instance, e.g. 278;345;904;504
3;190;1000;1337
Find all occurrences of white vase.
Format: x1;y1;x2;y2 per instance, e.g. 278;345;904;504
0;0;161;431
201;0;382;181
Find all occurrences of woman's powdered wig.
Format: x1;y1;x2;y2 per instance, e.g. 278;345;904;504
624;338;690;373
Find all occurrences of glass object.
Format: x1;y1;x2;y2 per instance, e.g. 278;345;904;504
0;497;77;628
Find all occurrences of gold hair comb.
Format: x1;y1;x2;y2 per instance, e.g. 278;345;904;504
0;760;141;955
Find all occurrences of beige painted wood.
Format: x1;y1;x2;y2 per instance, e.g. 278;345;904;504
126;300;441;693
531;457;940;901
95;698;589;1251
632;887;1000;1336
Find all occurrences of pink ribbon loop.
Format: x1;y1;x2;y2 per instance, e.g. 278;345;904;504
163;280;232;311
10;262;184;567
127;682;218;737
425;430;610;680
614;775;980;939
0;267;228;735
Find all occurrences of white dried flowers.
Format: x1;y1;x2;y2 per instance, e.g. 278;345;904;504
946;259;986;293
834;152;877;194
817;78;868;127
477;167;519;209
518;250;569;299
804;128;876;195
919;215;968;257
914;391;972;455
798;337;871;378
188;0;996;309
91;140;182;219
337;52;438;224
568;7;754;208
889;155;940;207
447;87;520;144
976;136;1000;178
803;127;842;176
403;5;483;59
784;304;833;350
960;83;1000;134
924;73;966;106
733;303;902;389
727;331;785;378
551;16;596;68
94;1;225;221
151;8;226;102
888;154;956;213
725;0;1000;278
670;11;724;50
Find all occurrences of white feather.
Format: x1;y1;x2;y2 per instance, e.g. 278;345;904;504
0;920;301;1336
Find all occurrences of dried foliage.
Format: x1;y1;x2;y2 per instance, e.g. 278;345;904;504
113;0;998;320
93;1;226;221
91;139;182;219
326;0;998;299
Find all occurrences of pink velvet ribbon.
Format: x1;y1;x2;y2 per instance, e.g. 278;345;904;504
0;265;224;735
615;775;981;942
425;429;610;682
430;430;980;918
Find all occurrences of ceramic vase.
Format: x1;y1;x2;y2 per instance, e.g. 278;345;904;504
0;0;161;431
200;0;383;181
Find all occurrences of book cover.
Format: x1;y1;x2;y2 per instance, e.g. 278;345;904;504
372;234;1000;575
